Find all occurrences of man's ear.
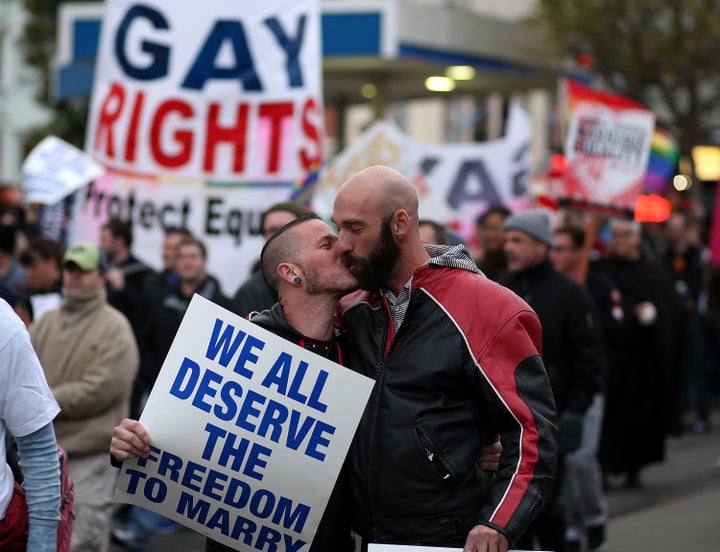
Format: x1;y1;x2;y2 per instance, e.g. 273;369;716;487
392;209;412;238
277;262;300;286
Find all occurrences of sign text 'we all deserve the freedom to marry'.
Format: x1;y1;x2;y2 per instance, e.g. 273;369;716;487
115;295;373;552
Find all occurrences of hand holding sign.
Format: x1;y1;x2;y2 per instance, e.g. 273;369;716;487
114;295;373;551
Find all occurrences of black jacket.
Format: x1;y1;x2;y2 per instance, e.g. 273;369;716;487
138;275;230;387
336;245;558;547
501;259;603;416
230;271;278;317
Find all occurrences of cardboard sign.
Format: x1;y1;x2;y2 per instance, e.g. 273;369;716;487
114;295;374;551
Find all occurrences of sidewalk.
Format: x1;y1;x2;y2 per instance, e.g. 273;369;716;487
607;484;720;552
603;411;720;552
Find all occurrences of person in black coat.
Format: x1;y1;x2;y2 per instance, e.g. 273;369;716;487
595;218;683;488
501;211;604;552
137;236;231;394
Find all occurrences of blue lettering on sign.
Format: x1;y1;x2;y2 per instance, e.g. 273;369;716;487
206;319;247;367
264;15;306;87
168;360;335;460
124;468;148;494
261;352;329;413
181;21;261;91
169;357;201;399
192;368;224;412
201;422;272;480
304;420;335;461
114;5;170;80
176;491;307;550
113;6;309;94
205;319;264;380
446;160;502;209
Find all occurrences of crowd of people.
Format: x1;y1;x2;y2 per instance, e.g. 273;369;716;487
0;165;718;552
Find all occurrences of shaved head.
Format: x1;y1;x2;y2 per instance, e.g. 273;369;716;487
338;165;419;221
332;165;431;293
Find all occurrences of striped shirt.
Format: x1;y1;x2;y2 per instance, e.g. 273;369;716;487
381;244;484;330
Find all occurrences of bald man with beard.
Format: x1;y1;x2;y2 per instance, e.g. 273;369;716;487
332;166;558;552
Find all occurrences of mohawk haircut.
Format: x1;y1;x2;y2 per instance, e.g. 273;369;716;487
260;212;321;291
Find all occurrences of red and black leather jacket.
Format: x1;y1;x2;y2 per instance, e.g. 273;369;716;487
336;246;558;547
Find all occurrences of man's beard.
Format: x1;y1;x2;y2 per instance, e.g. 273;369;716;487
345;215;401;291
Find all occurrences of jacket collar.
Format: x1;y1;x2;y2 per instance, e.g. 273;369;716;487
61;286;106;313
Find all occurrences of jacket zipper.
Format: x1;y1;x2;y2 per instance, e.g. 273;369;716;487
417;430;453;481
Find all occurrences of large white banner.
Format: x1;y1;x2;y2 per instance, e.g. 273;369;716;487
115;295;374;551
85;0;322;181
315;103;532;238
75;0;323;294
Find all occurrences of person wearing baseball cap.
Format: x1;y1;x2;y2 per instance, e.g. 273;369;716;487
500;210;605;552
63;242;109;273
30;241;138;552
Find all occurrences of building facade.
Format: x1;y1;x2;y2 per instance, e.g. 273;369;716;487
0;0;50;185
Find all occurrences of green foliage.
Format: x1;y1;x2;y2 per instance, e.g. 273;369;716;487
534;0;720;151
20;0;95;149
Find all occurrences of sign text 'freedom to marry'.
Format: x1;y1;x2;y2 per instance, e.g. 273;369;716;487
114;295;373;551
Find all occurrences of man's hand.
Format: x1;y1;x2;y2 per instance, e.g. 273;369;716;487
478;434;502;472
464;524;509;552
104;268;126;292
110;418;151;461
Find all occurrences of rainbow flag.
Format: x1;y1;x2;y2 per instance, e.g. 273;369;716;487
289;164;321;207
642;128;679;193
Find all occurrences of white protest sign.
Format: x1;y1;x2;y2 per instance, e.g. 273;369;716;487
22;136;105;205
72;171;247;294
74;0;323;293
114;295;373;551
369;546;538;552
561;79;655;218
85;0;323;182
316;102;532;238
412;102;532;235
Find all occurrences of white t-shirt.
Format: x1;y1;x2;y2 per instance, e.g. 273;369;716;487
0;300;60;519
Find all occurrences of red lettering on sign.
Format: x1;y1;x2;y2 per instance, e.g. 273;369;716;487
150;99;194;168
300;97;322;170
94;82;125;158
204;103;248;173
89;82;323;177
259;102;293;173
124;91;145;163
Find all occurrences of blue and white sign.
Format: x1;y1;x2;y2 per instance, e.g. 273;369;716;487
22;136;105;205
114;295;373;551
